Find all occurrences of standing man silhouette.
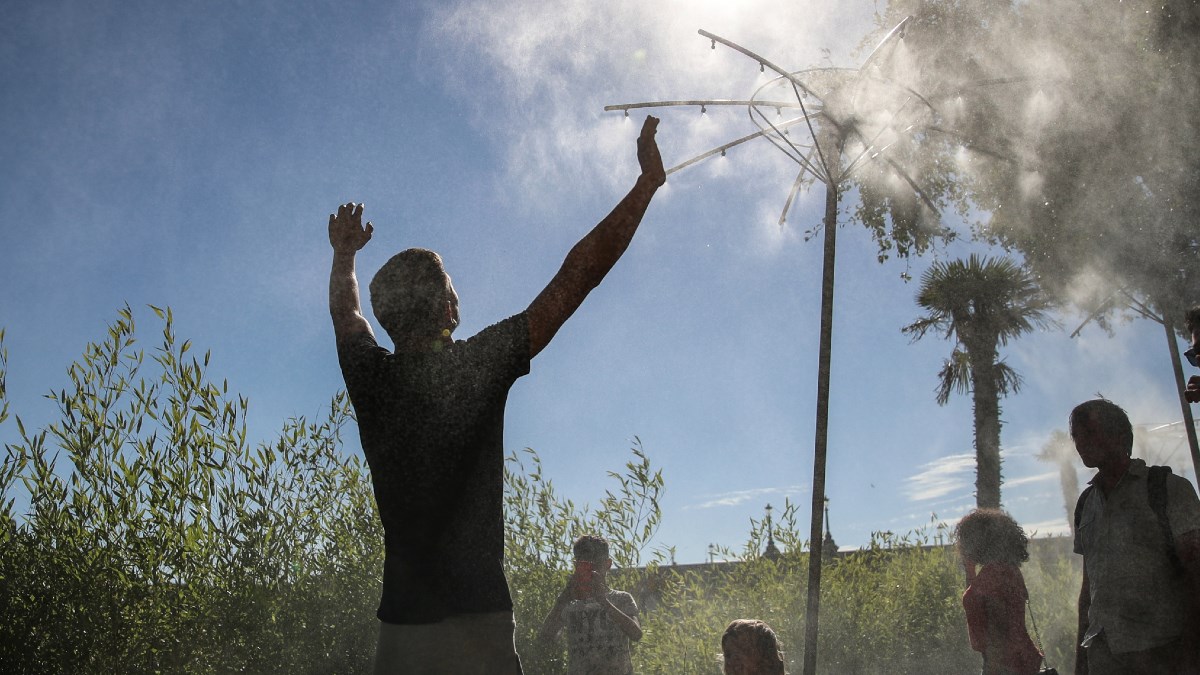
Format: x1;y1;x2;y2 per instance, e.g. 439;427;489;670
328;116;665;674
1070;398;1200;674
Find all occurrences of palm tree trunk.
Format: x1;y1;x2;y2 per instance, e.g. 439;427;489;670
971;351;1003;509
1060;453;1080;535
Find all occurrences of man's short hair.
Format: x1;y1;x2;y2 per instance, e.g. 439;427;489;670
954;508;1030;565
370;248;449;338
1186;305;1200;334
572;534;610;563
1070;398;1134;455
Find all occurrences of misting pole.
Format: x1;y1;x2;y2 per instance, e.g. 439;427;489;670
605;20;942;674
803;151;840;675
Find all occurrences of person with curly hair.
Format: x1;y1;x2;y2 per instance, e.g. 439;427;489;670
721;619;786;675
956;509;1043;675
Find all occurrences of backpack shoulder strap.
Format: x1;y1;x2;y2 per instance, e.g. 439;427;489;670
1147;465;1182;571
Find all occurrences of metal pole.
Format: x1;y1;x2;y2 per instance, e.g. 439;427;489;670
1163;318;1200;483
802;174;839;675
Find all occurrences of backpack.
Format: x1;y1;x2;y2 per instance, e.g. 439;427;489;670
1073;464;1182;572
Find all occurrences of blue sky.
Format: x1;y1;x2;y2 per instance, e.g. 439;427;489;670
2;0;1195;565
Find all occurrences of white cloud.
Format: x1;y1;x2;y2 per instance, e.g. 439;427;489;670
1021;517;1072;538
903;452;974;502
903;448;1066;523
1003;469;1057;489
423;0;882;221
685;484;807;509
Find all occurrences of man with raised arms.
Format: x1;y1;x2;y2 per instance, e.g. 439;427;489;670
327;116;665;674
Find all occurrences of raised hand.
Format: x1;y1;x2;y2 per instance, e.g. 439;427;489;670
589;570;609;603
328;202;374;254
637;115;666;188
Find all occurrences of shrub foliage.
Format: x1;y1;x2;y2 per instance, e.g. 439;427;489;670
0;308;381;673
0;309;1080;673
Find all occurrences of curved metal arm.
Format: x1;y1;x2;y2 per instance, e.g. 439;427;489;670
749;106;831;183
860;16;912;72
699;30;838;182
604;99;805;113
668;117;815;175
699;29;824;102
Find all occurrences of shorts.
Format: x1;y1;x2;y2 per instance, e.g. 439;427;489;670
373;611;523;675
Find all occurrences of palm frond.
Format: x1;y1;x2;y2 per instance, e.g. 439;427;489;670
934;349;972;406
994;360;1023;396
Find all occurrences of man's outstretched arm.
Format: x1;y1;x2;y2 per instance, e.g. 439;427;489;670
329;202;375;343
525;115;666;358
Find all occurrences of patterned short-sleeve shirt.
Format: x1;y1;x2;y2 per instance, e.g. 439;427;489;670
563;590;639;675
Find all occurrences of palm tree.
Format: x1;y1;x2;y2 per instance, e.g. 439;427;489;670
903;255;1057;509
1036;430;1081;536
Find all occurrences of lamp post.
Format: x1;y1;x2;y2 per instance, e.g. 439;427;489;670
764;503;781;560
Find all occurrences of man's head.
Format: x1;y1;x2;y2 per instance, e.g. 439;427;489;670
572;534;612;569
721;619;785;675
1069;398;1133;468
1185;306;1200;368
369;248;459;345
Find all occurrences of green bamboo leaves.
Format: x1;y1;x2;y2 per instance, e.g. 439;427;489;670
0;307;381;673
